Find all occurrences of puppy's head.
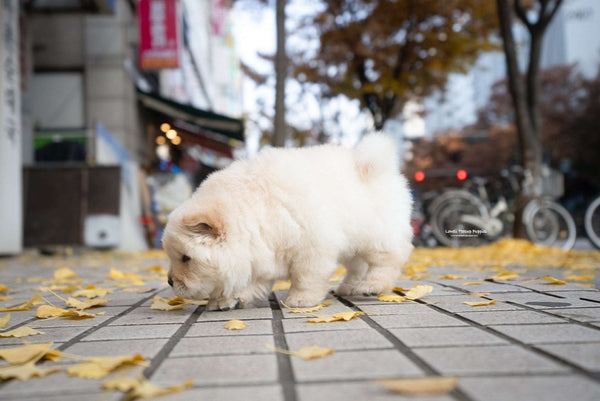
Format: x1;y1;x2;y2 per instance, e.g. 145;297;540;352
162;200;227;300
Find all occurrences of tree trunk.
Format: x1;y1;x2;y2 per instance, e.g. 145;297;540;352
272;0;287;147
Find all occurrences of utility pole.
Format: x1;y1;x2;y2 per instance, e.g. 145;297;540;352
272;0;286;147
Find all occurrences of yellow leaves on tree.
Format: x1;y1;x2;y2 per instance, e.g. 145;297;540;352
378;376;459;395
224;320;246;330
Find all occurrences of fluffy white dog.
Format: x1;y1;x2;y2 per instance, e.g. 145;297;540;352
163;133;413;310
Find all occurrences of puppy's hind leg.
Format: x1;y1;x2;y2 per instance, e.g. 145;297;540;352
336;255;369;296
284;255;335;308
354;247;411;296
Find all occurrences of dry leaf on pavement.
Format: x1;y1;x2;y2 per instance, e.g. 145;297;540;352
488;271;519;281
461;282;482;286
0;294;44;312
0;284;10;293
404;285;433;300
0;313;10;329
103;376;194;399
538;276;567;285
0;342;54;365
72;285;112;298
0;296;13;302
463;299;497;307
150;296;185;311
378;294;406;303
563;274;593;282
36;305;103;319
0;326;45;338
67;354;147;379
224;320;246;330
0;361;61;381
439;274;466;280
307;311;364;323
377;376;459;395
66;297;109;310
54;268;78;280
281;299;332;313
266;344;334;360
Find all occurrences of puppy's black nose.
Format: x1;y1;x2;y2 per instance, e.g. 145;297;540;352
168;276;173;287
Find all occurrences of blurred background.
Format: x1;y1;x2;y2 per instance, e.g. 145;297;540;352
0;0;599;255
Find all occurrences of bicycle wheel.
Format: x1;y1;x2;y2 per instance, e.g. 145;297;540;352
584;196;600;249
429;190;489;247
523;199;576;250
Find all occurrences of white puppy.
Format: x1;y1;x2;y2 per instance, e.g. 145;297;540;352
163;133;413;310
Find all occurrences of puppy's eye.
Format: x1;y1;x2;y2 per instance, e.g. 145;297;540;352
181;255;191;263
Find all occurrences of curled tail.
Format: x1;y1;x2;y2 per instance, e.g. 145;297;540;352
354;133;399;181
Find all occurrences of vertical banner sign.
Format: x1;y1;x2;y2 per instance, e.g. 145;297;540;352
0;0;23;254
138;0;180;69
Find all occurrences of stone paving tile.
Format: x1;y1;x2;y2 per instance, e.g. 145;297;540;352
457;309;568;325
490;323;600;344
157;385;284;401
285;329;393;351
291;349;424;382
353;303;439;315
198;307;273;321
81;323;180;341
516;282;598;292
282;316;370;333
370;312;468;329
390;326;508;347
536;343;600;371
296;381;455;401
152;354;278;386
0;392;122;401
64;338;169;359
492;292;599;309
547;291;600;302
459;375;600;401
435;282;532;293
281;299;352;319
414;345;568;375
0;326;90;346
0;311;35;328
540;307;600;322
186;319;273;337
109;307;193;325
170;335;275;357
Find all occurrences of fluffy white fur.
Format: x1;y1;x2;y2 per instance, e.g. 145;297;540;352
162;133;413;310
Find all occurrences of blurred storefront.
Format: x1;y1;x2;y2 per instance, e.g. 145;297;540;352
0;0;244;254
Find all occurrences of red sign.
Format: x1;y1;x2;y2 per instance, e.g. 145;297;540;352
138;0;180;70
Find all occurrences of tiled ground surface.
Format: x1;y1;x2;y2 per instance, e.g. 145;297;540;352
1;252;600;401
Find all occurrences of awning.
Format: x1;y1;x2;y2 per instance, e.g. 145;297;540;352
137;91;245;143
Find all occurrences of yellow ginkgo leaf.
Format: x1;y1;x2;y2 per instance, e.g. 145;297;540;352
266;344;334;360
489;271;519;281
466;292;491;297
108;268;145;286
54;268;78;280
281;299;332;314
150;296;185;311
563;274;593;282
378;376;459;395
67;354;146;379
378;294;406;303
0;326;45;338
36;305;103;319
224;320;246;330
307;311;364;323
392;287;410;293
0;313;10;329
0;284;10;293
461;282;482;286
122;288;155;293
66;297;109;310
538;276;567;285
271;280;291;291
0;342;54;365
102;376;140;392
72;285;112;298
130;378;194;399
0;295;13;302
463;299;497;307
439;274;466;280
0;361;61;381
0;294;44;312
146;265;167;274
404;285;433;300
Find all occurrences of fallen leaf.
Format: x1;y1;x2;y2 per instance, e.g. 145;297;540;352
266;344;334;360
224;320;246;330
271;280;291;291
461;282;482;285
307;311;364;323
54;268;78;280
0;313;10;329
0;342;53;365
103;377;194;399
67;354;146;379
466;292;491;297
281;299;332;314
463;299;497;307
563;274;593;282
72;285;112;298
146;265;167;274
0;361;61;381
378;294;406;303
0;296;13;302
36;305;103;319
392;287;410;293
0;326;45;338
0;294;44;312
404;285;433;300
0;284;10;293
575;283;595;288
377;376;459;395
489;271;519;281
150;296;184;311
108;268;145;286
439;274;467;280
66;297;109;310
122;288;155;293
183;298;208;306
102;376;140;392
538;276;567;285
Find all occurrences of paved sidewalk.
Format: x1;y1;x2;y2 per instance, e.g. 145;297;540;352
1;247;600;401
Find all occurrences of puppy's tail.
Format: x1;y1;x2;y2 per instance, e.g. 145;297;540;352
354;133;399;181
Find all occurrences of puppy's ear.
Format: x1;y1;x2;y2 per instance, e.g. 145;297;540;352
181;210;224;240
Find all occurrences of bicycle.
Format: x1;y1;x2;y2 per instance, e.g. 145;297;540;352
584;194;600;249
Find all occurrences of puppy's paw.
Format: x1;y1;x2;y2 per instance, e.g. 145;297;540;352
350;281;389;297
206;297;240;312
284;291;324;308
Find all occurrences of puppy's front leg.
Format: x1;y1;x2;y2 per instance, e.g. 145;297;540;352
206;296;239;311
284;257;334;308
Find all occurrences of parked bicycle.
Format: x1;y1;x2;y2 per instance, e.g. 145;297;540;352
584;194;600;249
428;167;577;250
